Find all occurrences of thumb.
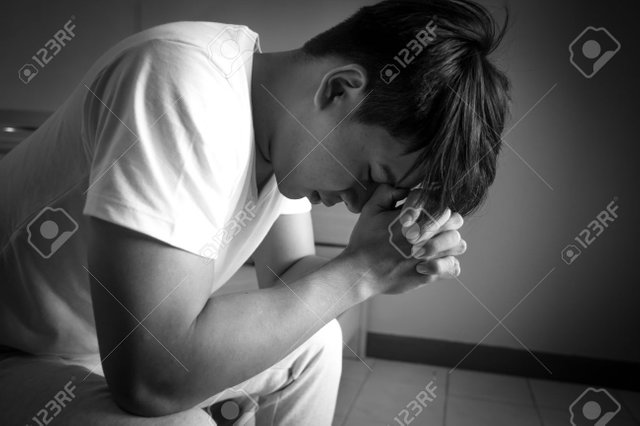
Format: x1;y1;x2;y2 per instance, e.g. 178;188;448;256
363;184;410;214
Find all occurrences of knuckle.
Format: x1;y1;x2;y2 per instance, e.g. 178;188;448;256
422;242;437;258
423;260;437;275
439;230;460;247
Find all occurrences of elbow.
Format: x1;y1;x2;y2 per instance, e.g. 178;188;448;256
112;385;173;417
105;367;188;417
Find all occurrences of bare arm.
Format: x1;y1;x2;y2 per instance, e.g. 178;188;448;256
251;210;330;289
87;185;459;417
87;218;365;417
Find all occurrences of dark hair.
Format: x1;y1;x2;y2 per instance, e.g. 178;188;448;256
302;0;511;217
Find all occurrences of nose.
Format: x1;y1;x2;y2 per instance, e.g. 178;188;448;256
341;184;379;213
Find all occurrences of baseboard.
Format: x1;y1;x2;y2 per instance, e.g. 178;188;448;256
367;332;640;392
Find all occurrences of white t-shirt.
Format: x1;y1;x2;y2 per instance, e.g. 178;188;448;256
0;22;310;364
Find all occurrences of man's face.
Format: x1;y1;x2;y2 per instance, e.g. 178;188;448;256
271;118;424;214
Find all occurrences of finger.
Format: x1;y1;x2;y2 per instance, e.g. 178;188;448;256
413;239;467;259
405;208;452;244
363;184;410;214
409;212;463;249
416;255;460;278
411;230;461;258
398;189;423;226
438;212;464;232
407;211;459;246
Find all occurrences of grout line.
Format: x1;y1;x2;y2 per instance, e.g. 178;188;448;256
442;367;451;426
527;378;545;426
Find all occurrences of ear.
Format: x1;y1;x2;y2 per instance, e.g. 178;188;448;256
313;64;367;110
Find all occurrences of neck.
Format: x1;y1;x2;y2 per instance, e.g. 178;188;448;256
250;49;299;193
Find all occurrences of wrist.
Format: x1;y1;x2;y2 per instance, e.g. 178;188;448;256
330;249;376;303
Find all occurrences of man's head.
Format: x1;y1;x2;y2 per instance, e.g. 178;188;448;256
256;0;511;215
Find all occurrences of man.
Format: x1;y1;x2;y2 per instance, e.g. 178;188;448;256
0;0;510;424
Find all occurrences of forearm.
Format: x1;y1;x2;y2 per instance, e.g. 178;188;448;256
154;253;366;413
260;254;332;289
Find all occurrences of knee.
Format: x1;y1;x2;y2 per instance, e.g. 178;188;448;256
323;318;343;355
287;319;343;386
313;319;344;368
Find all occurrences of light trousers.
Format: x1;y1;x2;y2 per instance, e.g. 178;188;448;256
0;319;343;426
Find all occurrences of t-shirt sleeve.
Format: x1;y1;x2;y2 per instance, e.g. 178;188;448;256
82;39;242;255
279;195;312;215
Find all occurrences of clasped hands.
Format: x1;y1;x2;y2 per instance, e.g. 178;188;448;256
398;190;467;282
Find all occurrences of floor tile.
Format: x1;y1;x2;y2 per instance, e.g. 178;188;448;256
365;359;448;389
342;414;385;426
334;378;365;426
343;360;447;426
540;407;638;426
615;390;640;423
532;384;639;425
529;378;592;409
336;358;640;426
334;359;374;426
341;358;375;383
539;408;570;426
445;396;540;426
448;368;534;406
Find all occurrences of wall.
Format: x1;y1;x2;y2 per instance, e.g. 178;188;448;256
366;0;640;364
1;0;638;364
0;1;136;112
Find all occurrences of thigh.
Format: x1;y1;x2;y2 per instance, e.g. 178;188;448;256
197;319;343;415
0;352;213;426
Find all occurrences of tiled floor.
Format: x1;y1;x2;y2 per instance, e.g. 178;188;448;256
333;358;640;426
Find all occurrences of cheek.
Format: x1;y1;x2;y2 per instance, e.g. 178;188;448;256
272;142;315;191
276;135;361;192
